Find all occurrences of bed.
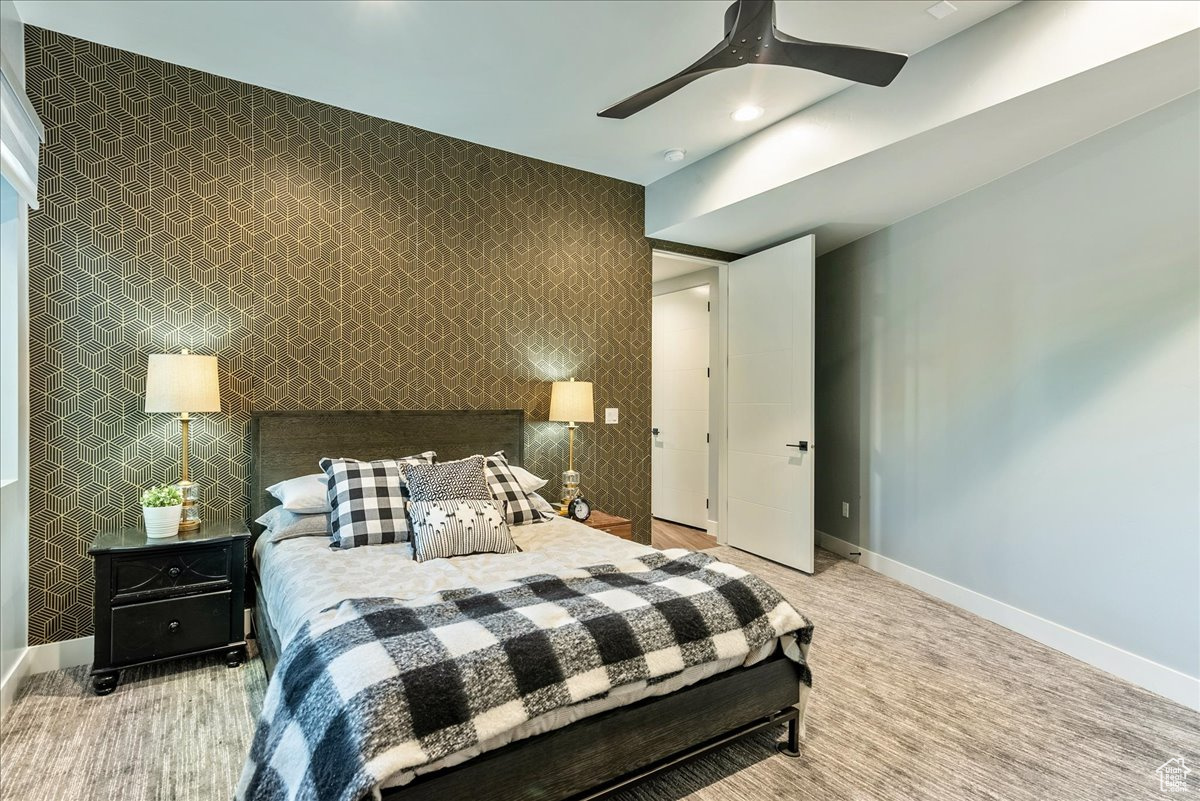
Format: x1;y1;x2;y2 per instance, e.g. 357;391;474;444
246;409;811;801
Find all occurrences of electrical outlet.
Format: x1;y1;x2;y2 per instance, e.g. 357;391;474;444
605;408;619;424
842;501;850;519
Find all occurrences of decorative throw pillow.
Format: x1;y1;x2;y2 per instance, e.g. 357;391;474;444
507;463;548;493
266;473;330;514
407;499;518;562
255;507;331;543
320;451;436;549
484;451;544;526
404;455;491;502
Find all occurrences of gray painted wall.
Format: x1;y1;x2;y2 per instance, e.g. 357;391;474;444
815;94;1199;678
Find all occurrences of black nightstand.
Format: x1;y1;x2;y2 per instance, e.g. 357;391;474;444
88;519;250;695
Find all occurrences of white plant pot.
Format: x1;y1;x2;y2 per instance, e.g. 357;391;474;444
143;504;183;539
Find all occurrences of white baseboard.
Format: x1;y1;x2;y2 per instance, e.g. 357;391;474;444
816;530;1200;712
0;635;93;721
707;519;720;542
0;646;31;721
27;635;94;675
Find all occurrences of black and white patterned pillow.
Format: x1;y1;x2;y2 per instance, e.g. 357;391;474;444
485;451;544;526
404;455;491;502
320;451;436;549
407;499;518;562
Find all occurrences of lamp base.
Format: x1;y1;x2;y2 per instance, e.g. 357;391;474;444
177;479;202;530
559;470;581;514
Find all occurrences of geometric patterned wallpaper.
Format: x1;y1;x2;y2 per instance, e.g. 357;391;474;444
25;27;651;645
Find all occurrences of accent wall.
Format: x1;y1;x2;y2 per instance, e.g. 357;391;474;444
25;27;651;645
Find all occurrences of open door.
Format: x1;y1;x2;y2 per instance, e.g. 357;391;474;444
720;236;815;573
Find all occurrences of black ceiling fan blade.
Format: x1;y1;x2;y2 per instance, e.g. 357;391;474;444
597;0;909;118
769;32;908;87
598;41;734;119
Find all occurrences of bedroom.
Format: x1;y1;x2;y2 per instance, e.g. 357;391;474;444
0;1;1197;800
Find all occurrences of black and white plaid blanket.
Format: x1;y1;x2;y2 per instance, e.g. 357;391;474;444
236;551;813;801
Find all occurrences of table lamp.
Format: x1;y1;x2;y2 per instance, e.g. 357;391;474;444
549;378;593;511
145;349;221;531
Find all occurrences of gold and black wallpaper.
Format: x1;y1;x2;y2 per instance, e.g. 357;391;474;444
26;28;651;644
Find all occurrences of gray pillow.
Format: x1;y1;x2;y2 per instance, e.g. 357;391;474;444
407;499;517;562
404;455;491;502
255;507;331;543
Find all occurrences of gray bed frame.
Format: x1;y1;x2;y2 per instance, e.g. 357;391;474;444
248;409;804;801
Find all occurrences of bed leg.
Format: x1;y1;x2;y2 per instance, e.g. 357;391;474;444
775;709;802;758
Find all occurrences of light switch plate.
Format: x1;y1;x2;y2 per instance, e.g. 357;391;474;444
605;408;619;424
842;502;851;519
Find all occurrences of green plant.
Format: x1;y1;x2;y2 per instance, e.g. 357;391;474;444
141;484;183;508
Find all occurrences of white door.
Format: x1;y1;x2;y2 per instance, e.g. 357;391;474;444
652;285;710;529
721;237;815;572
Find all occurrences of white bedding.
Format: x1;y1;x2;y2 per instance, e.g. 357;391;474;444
254;515;785;790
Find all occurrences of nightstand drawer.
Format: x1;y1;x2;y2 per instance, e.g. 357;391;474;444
111;546;231;599
584;511;634;541
110;591;232;664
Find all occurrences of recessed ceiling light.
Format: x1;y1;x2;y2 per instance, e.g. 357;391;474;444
926;1;958;20
664;149;687;162
731;105;764;122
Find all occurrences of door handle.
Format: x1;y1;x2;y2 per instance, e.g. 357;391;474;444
785;441;809;451
651;428;660;436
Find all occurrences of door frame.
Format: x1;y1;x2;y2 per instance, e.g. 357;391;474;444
651;250;726;540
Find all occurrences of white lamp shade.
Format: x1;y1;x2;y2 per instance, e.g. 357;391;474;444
549;379;594;424
145;353;221;413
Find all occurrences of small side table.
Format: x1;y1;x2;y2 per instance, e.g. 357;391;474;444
583;510;634;541
88;519;250;695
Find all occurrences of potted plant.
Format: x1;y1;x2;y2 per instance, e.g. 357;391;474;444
141;484;184;538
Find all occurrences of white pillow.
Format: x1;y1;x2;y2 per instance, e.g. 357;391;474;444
255;507;331;543
508;464;548;493
266;473;330;514
528;492;558;519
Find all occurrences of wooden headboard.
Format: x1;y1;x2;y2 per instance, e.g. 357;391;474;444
248;409;525;539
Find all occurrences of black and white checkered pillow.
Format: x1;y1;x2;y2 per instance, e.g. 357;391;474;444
407;498;518;562
320;451;436;549
404;455;491;502
485;451;544;526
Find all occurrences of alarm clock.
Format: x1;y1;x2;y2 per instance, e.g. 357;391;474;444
568;496;592;522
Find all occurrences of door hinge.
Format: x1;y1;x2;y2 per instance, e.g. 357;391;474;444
705;498;709;509
707;301;711;312
706;432;710;443
706;367;710;377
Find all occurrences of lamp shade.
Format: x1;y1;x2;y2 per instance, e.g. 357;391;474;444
145;353;221;413
549;379;594;424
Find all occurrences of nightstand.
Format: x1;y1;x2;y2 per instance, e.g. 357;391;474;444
584;510;633;540
88;519;250;695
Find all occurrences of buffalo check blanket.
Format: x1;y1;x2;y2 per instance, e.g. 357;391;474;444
236;551;813;801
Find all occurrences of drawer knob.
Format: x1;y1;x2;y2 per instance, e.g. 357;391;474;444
168;620;181;633
168;567;182;579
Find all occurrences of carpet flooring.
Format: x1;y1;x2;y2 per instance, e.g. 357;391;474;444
1;547;1196;801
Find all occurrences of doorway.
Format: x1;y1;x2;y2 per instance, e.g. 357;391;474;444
651;251;722;543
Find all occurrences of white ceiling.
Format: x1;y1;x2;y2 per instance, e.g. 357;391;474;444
646;1;1200;255
14;0;1015;185
652;251;723;283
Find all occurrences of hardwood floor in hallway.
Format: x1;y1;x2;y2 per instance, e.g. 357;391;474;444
651;518;717;551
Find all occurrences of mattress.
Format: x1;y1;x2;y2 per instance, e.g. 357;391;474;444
253;515;785;790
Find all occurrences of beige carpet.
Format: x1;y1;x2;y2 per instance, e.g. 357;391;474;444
2;547;1196;801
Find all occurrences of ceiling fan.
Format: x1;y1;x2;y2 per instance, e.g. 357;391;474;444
598;0;909;119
